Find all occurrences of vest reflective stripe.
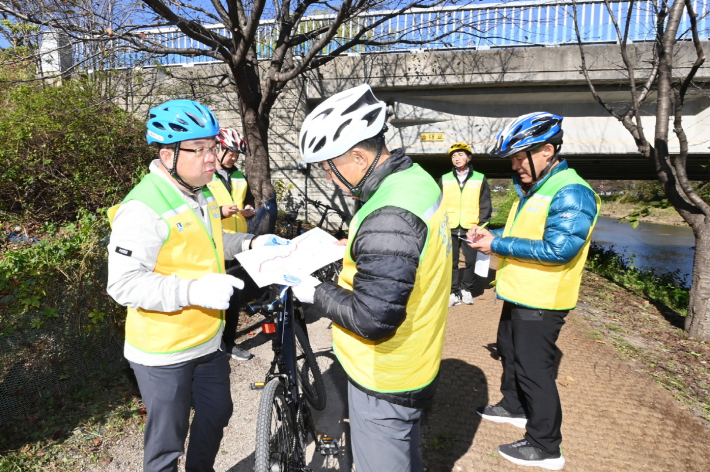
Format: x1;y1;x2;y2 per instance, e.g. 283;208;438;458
442;171;483;229
108;173;225;354
333;164;452;393
206;171;248;233
495;168;600;310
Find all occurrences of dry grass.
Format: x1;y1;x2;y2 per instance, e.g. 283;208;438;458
599;200;688;226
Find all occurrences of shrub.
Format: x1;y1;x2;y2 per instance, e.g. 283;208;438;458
0;211;123;424
585;243;689;315
0;79;152;222
490;182;517;229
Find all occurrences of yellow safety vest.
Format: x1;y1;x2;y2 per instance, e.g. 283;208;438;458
495;168;600;310
107;172;225;354
442;170;484;229
334;164;452;393
206;170;249;233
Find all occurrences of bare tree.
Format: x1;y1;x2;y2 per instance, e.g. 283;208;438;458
572;0;710;340
0;0;470;205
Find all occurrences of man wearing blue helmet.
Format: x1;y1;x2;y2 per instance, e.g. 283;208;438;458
466;112;600;470
106;99;288;472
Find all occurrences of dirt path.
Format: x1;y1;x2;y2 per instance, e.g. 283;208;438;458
88;288;710;472
85;310;353;472
424;289;710;471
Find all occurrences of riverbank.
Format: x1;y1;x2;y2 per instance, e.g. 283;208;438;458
599;200;689;226
491;189;691;228
577;269;709;424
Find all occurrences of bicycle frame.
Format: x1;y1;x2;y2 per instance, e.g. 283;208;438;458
305;197;351;240
249;285;314;469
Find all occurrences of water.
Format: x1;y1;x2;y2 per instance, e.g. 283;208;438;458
591;217;695;286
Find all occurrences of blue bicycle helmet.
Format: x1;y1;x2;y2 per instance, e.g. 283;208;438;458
146;99;219;145
491;112;564;182
146;100;220;192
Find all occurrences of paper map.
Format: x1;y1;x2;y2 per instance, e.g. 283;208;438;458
235;227;346;287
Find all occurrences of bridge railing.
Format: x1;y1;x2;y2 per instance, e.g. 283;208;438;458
69;0;710;70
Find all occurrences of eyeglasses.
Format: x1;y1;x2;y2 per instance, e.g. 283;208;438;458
179;144;220;158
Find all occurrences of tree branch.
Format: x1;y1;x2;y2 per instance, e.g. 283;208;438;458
210;0;231;26
140;0;232;57
670;0;710;216
235;0;268;63
572;0;649;152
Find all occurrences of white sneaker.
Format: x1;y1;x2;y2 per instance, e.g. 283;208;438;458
460;290;474;305
449;292;462;307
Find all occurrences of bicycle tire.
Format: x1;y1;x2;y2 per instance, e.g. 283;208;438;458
294;323;327;411
254;379;296;472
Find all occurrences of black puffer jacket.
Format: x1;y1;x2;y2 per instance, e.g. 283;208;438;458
313;149;439;408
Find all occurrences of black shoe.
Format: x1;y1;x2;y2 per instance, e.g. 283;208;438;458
498;439;565;470
477;402;527;428
228;344;252;361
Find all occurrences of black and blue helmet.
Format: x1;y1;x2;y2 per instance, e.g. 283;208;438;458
491;112;564;159
146;99;219;145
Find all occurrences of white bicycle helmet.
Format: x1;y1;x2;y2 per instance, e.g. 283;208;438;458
217;127;247;154
299;84;387;163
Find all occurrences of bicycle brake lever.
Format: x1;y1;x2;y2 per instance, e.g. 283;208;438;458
245;302;262;315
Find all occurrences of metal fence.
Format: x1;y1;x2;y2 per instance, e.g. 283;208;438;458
65;0;710;70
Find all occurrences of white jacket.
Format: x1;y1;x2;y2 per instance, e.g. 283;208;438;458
107;160;253;366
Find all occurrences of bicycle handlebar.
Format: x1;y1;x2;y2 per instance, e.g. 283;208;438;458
303;197;351;220
245;285;290;315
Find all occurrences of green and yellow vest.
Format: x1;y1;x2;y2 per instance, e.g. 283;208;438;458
206;170;249;233
334;164;453;393
107;172;225;354
495;168;600;310
442;170;484;229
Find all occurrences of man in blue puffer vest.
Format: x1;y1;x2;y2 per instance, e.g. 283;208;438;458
467;112;600;471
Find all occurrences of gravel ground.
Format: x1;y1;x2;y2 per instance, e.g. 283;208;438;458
85;307;353;472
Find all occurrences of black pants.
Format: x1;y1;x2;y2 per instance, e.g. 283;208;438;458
130;350;233;472
222;289;241;348
451;229;483;295
497;301;567;455
222;262;260;348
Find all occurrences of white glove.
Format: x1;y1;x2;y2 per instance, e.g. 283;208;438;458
292;283;315;304
188;273;244;310
252;234;290;248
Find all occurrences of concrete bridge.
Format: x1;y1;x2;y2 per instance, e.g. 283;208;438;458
44;1;710;219
92;41;710;221
304;41;710;182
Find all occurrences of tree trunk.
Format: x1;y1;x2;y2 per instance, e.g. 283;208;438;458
686;223;710;340
241;105;274;207
231;53;275;207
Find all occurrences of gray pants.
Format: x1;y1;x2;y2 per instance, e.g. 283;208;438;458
129;350;233;472
348;381;423;472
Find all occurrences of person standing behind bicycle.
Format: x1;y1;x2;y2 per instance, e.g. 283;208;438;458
206;127;256;362
466;112;599;470
293;84;452;472
106;100;289;472
440;142;491;307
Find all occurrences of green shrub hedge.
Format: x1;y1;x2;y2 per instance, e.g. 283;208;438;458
0;79;152;222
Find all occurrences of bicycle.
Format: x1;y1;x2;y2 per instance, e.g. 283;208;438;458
282;200;305;240
304;197;351;241
282;197;350;283
249;284;339;472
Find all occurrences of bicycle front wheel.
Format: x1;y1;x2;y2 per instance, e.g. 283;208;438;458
255;379;296;472
295;323;327;411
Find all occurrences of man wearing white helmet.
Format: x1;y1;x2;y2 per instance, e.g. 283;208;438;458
294;84;452;472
